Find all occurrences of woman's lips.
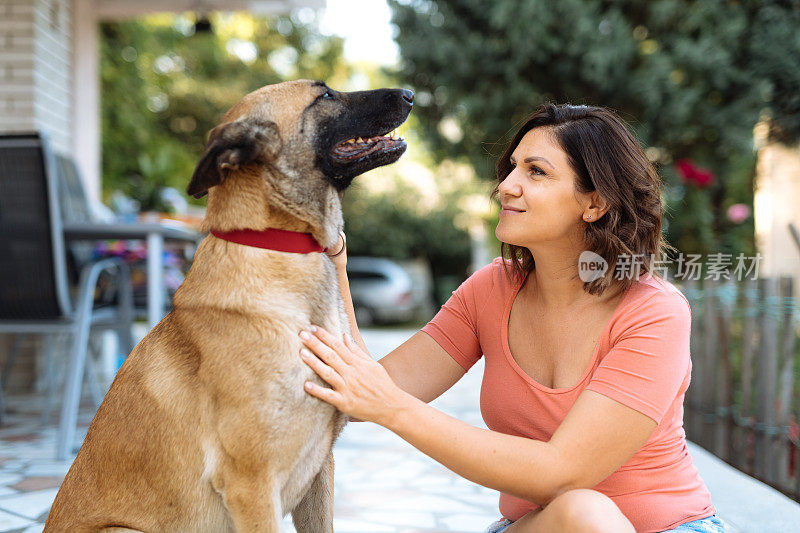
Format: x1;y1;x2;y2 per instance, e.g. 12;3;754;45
501;207;525;214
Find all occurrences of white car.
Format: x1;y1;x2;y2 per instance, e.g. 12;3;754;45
346;257;417;326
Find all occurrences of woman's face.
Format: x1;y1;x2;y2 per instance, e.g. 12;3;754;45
495;127;590;250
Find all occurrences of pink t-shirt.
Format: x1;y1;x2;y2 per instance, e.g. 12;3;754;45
421;257;716;533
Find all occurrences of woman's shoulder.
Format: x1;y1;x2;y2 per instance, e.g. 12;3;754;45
604;274;694;363
629;272;691;310
465;257;513;284
453;257;517;300
612;272;692;336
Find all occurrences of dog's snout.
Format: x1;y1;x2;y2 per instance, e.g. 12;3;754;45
401;89;414;105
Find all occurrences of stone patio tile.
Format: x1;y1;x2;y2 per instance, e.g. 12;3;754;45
18;463;70;478
0;489;59;521
9;478;61;493
439;513;500;531
0;463;25;473
407;475;454;487
0;509;33;531
370;462;430;481
344;488;420;507
366;495;478;513
0;435;38;444
4;449;52;462
360;510;438;528
0;475;22;487
332;517;396;532
398;529;468;533
451;493;502;507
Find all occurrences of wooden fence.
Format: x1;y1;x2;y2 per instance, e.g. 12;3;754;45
674;274;800;501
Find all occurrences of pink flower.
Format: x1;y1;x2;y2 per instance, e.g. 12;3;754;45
727;203;751;224
675;159;695;179
674;158;715;189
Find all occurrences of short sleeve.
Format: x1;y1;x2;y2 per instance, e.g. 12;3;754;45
420;260;498;371
584;291;692;425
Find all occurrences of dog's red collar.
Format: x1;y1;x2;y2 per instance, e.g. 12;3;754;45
210;228;326;254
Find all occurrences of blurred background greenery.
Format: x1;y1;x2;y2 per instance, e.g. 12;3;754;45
99;0;800;303
388;0;800;258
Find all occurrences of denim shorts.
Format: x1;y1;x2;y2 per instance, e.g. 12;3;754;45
659;514;727;532
484;518;513;533
485;513;727;533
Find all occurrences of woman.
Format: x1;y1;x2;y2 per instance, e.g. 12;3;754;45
298;103;727;533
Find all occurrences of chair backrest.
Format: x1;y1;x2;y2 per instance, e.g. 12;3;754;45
0;132;72;320
55;154;93;224
55;154;96;285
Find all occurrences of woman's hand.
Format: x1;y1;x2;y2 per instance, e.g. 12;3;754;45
298;326;411;426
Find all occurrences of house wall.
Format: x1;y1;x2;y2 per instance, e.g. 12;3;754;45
0;0;72;155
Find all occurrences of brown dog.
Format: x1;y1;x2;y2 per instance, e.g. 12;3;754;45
44;80;413;532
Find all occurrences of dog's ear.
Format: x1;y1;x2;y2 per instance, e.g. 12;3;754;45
187;118;282;199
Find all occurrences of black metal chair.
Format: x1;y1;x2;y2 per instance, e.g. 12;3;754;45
0;132;135;460
56;153;97;284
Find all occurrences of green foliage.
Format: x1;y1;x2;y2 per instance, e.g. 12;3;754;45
100;12;349;209
748;2;800;144
388;0;799;256
345;186;471;269
100;12;476;286
342;160;479;300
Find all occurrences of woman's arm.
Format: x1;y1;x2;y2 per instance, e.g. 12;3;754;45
333;259;369;352
385;386;657;506
326;232;368;352
327;232;466;403
298;327;568;505
388;391;566;505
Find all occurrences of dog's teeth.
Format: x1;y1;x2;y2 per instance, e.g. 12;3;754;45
356;137;364;143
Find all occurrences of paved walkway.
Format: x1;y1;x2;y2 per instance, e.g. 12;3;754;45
1;327;797;531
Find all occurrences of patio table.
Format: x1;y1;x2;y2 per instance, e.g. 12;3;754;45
63;221;202;328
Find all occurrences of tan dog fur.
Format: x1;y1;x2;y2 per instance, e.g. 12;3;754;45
44;80;410;532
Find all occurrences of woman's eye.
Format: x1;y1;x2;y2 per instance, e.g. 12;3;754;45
529;165;545;176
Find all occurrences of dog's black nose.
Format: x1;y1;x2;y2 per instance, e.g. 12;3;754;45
401;89;414;105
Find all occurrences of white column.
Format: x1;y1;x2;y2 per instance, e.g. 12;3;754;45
754;140;800;298
72;0;101;202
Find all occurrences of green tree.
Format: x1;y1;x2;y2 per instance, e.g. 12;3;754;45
343;171;476;299
388;0;800;258
100;12;349;209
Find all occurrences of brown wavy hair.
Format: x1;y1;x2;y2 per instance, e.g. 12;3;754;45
491;103;677;296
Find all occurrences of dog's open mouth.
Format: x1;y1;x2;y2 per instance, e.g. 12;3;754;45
330;129;405;164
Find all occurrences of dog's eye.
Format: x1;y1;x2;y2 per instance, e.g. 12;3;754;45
322;89;334;100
